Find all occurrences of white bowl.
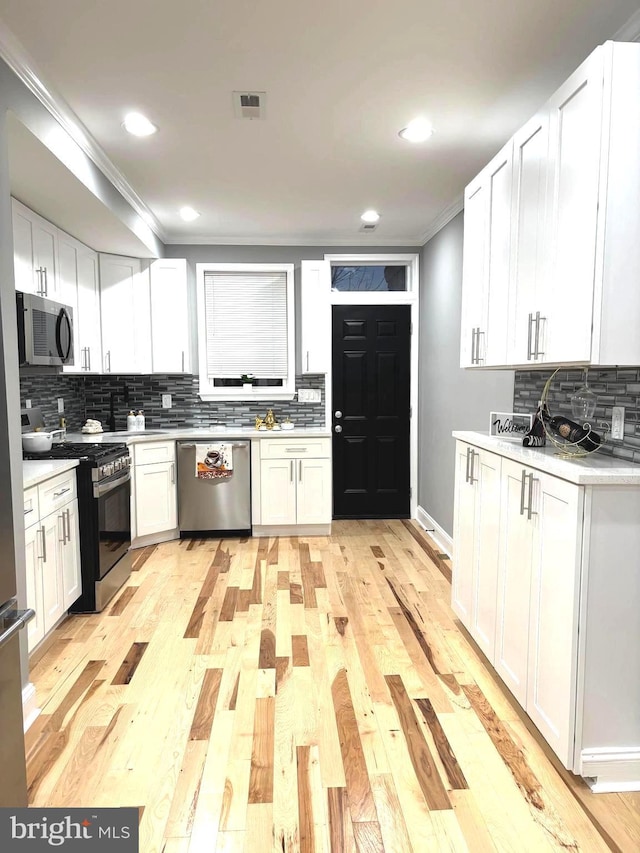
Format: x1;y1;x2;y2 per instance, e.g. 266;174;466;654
22;430;64;453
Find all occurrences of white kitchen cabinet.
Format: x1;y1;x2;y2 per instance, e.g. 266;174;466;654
99;253;151;373
12;197;60;298
452;442;501;661
452;431;640;791
150;258;190;373
132;440;178;544
300;260;331;373
252;436;332;534
460;143;512;368
463;41;640;369
24;470;81;653
59;230;102;374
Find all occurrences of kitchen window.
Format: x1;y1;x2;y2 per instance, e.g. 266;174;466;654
196;263;295;401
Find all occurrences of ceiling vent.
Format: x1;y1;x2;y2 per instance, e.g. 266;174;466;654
233;91;266;120
359;222;378;232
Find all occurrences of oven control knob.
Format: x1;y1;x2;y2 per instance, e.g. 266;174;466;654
114;459;121;471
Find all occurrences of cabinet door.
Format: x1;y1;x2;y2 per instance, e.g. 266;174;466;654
24;524;45;652
483;144;512;366
495;459;534;705
460;179;488;367
470;449;502;660
452;443;476;624
527;472;582;766
99;254;148;373
543;49;604;363
12;198;37;293
300;260;331;374
135;461;178;537
32;216;59;299
62;502;81;609
509;113;550;364
76;245;102;373
150;258;190;373
296;458;331;524
41;513;65;633
260;459;297;525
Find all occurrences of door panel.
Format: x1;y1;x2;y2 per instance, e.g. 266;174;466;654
471;450;502;660
452;444;475;624
332;305;410;518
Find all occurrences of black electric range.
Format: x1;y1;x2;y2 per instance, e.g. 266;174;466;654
24;441;132;612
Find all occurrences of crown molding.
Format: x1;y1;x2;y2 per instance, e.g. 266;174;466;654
0;20;167;243
163;230;422;247
614;8;640;42
417;194;464;246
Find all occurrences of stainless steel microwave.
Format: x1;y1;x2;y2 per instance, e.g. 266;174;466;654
16;291;74;367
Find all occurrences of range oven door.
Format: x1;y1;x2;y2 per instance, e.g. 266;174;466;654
94;469;131;580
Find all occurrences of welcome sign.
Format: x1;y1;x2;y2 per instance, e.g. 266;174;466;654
489;411;533;440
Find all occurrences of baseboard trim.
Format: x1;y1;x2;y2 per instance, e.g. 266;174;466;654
580;748;640;792
415;506;453;558
22;682;40;732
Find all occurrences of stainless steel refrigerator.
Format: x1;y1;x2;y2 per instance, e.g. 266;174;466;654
0;562;33;806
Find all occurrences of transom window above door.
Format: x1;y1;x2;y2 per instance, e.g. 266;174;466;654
331;264;407;291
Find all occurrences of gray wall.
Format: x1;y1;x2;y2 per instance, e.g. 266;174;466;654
418;212;514;538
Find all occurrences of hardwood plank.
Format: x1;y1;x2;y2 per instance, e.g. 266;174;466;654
111;642;148;685
297;745;315;853
292;635;310;667
370;772;413;853
219;586;239;622
131;544;157;571
108;585;137;616
189;668;223;741
385;674;451;811
327;787;357;853
352;821;385;852
258;629;276;669
414;697;468;790
278;570;290;590
43;659;105;731
248;696;275;804
184;596;208;639
330;669;378;823
290;582;304;605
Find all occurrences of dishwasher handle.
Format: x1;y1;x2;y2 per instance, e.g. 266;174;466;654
178;441;249;449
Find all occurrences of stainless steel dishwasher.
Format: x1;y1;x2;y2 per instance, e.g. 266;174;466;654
177;441;251;535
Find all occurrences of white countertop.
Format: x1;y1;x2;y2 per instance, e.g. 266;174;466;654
23;459;79;489
63;427;332;445
453;431;640;485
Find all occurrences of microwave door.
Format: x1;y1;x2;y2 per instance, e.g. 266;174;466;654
55;306;74;364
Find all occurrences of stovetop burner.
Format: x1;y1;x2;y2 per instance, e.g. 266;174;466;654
23;442;128;463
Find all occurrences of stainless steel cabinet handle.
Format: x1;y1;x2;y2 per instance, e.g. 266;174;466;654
287;447;306;452
59;513;66;544
105;350;111;372
43;268;48;296
476;330;484;364
520;469;527;515
181;351;185;372
299;460;302;482
527;473;537;520
24;507;34;516
87;347;91;371
65;508;71;543
170;463;175;484
470;449;478;483
534;311;545;359
465;446;471;483
527;313;533;360
306;351;310;372
334;425;342;433
290;460;294;482
0;607;35;650
470;328;476;365
40;525;47;562
53;487;71;498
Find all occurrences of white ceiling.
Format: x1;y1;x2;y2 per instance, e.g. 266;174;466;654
0;0;639;247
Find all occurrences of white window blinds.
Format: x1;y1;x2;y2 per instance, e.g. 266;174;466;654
203;270;288;379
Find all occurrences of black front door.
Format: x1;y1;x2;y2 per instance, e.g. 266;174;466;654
332;304;411;518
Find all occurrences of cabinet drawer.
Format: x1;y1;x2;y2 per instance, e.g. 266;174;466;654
260;437;331;459
134;439;175;466
23;486;39;529
38;470;77;517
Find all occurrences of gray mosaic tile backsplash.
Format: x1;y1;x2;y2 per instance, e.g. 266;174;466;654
513;367;640;464
18;372;326;431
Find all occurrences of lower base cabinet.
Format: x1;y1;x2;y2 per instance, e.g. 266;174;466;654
24;473;81;653
132;440;177;543
452;437;640;791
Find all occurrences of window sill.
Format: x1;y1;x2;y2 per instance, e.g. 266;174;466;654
198;390;295;403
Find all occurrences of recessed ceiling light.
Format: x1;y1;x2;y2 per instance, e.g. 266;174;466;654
399;117;434;143
179;206;200;222
122;112;158;137
361;210;380;223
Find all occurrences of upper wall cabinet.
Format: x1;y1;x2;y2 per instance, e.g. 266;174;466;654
99;254;151;374
149;258;190;373
462;41;640;369
59;230;102;374
12;198;60;299
300;260;331;373
460;143;512;367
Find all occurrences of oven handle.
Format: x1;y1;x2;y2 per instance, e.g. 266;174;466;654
93;470;131;498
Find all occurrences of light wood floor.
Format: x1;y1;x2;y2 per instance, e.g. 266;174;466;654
26;521;640;852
